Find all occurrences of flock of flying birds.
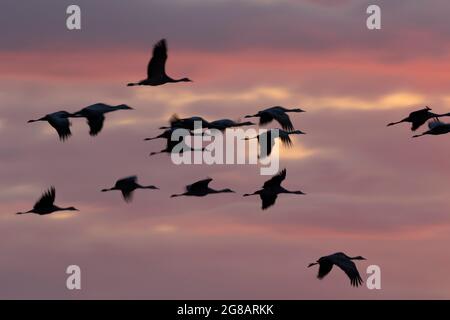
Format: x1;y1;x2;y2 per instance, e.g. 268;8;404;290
17;39;450;288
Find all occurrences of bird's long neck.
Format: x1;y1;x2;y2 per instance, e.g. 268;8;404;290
243;191;259;197
209;188;228;194
140;185;158;190
16;210;33;215
280;188;304;195
170;193;185;198
436;112;450;117
55;206;70;212
412;132;427;138
28;117;46;123
149;150;165;156
101;187;116;192
145;135;161;141
388;118;407;126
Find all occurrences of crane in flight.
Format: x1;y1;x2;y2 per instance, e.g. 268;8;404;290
16;187;78;215
308;252;366;287
127;39;192;87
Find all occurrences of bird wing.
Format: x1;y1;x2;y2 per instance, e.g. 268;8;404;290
258;111;274;126
186;178;213;193
263;169;287;189
278;131;293;147
147;39;168;79
428;119;444;129
317;260;334;279
168;114;182;128
121;189;133;202
116;176;138;188
86;114;105;136
333;255;364;287
48;113;72;141
260;192;278;210
271;110;294;131
411;118;428;131
257;131;275;158
33;186;56;210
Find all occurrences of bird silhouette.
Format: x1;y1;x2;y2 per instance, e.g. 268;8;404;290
101;176;158;202
149;134;206;156
71;103;133;136
244;106;305;131
171;178;234;197
412;119;450;138
307;252;366;287
243;169;305;210
206;119;255;131
244;129;305;158
127;39;192;86
387;106;450;131
16;187;78;215
28;111;73;141
159;114;210;131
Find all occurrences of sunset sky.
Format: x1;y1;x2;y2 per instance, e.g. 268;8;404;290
1;0;450;299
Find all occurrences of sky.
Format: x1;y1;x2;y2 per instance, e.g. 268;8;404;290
1;0;450;299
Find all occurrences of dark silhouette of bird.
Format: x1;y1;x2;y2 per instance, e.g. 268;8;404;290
244;129;305;158
127;39;192;86
70;103;133;136
387;106;450;131
412;119;450;138
307;252;366;287
171;178;234;197
244;106;305;131
145;128;175;141
16;187;78;215
149;134;206;156
206;119;255;131
159;114;210;131
28;111;72;141
243;169;305;210
101;176;158;202
145;127;198;142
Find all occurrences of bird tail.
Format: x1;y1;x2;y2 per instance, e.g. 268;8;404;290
127;82;138;87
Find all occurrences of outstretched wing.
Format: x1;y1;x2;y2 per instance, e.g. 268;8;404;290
258;111;274;126
271;110;294;131
263;169;287;189
257;131;275;158
317;260;334;279
411;118;428;131
48;114;72;141
261;192;277;210
428;119;444;130
121;189;133;202
147;39;168;79
278;132;293;147
116;176;138;188
186;178;212;193
86;114;105;136
33;187;56;210
333;255;364;287
116;176;138;202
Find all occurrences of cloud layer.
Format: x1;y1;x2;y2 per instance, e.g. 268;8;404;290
1;0;450;299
